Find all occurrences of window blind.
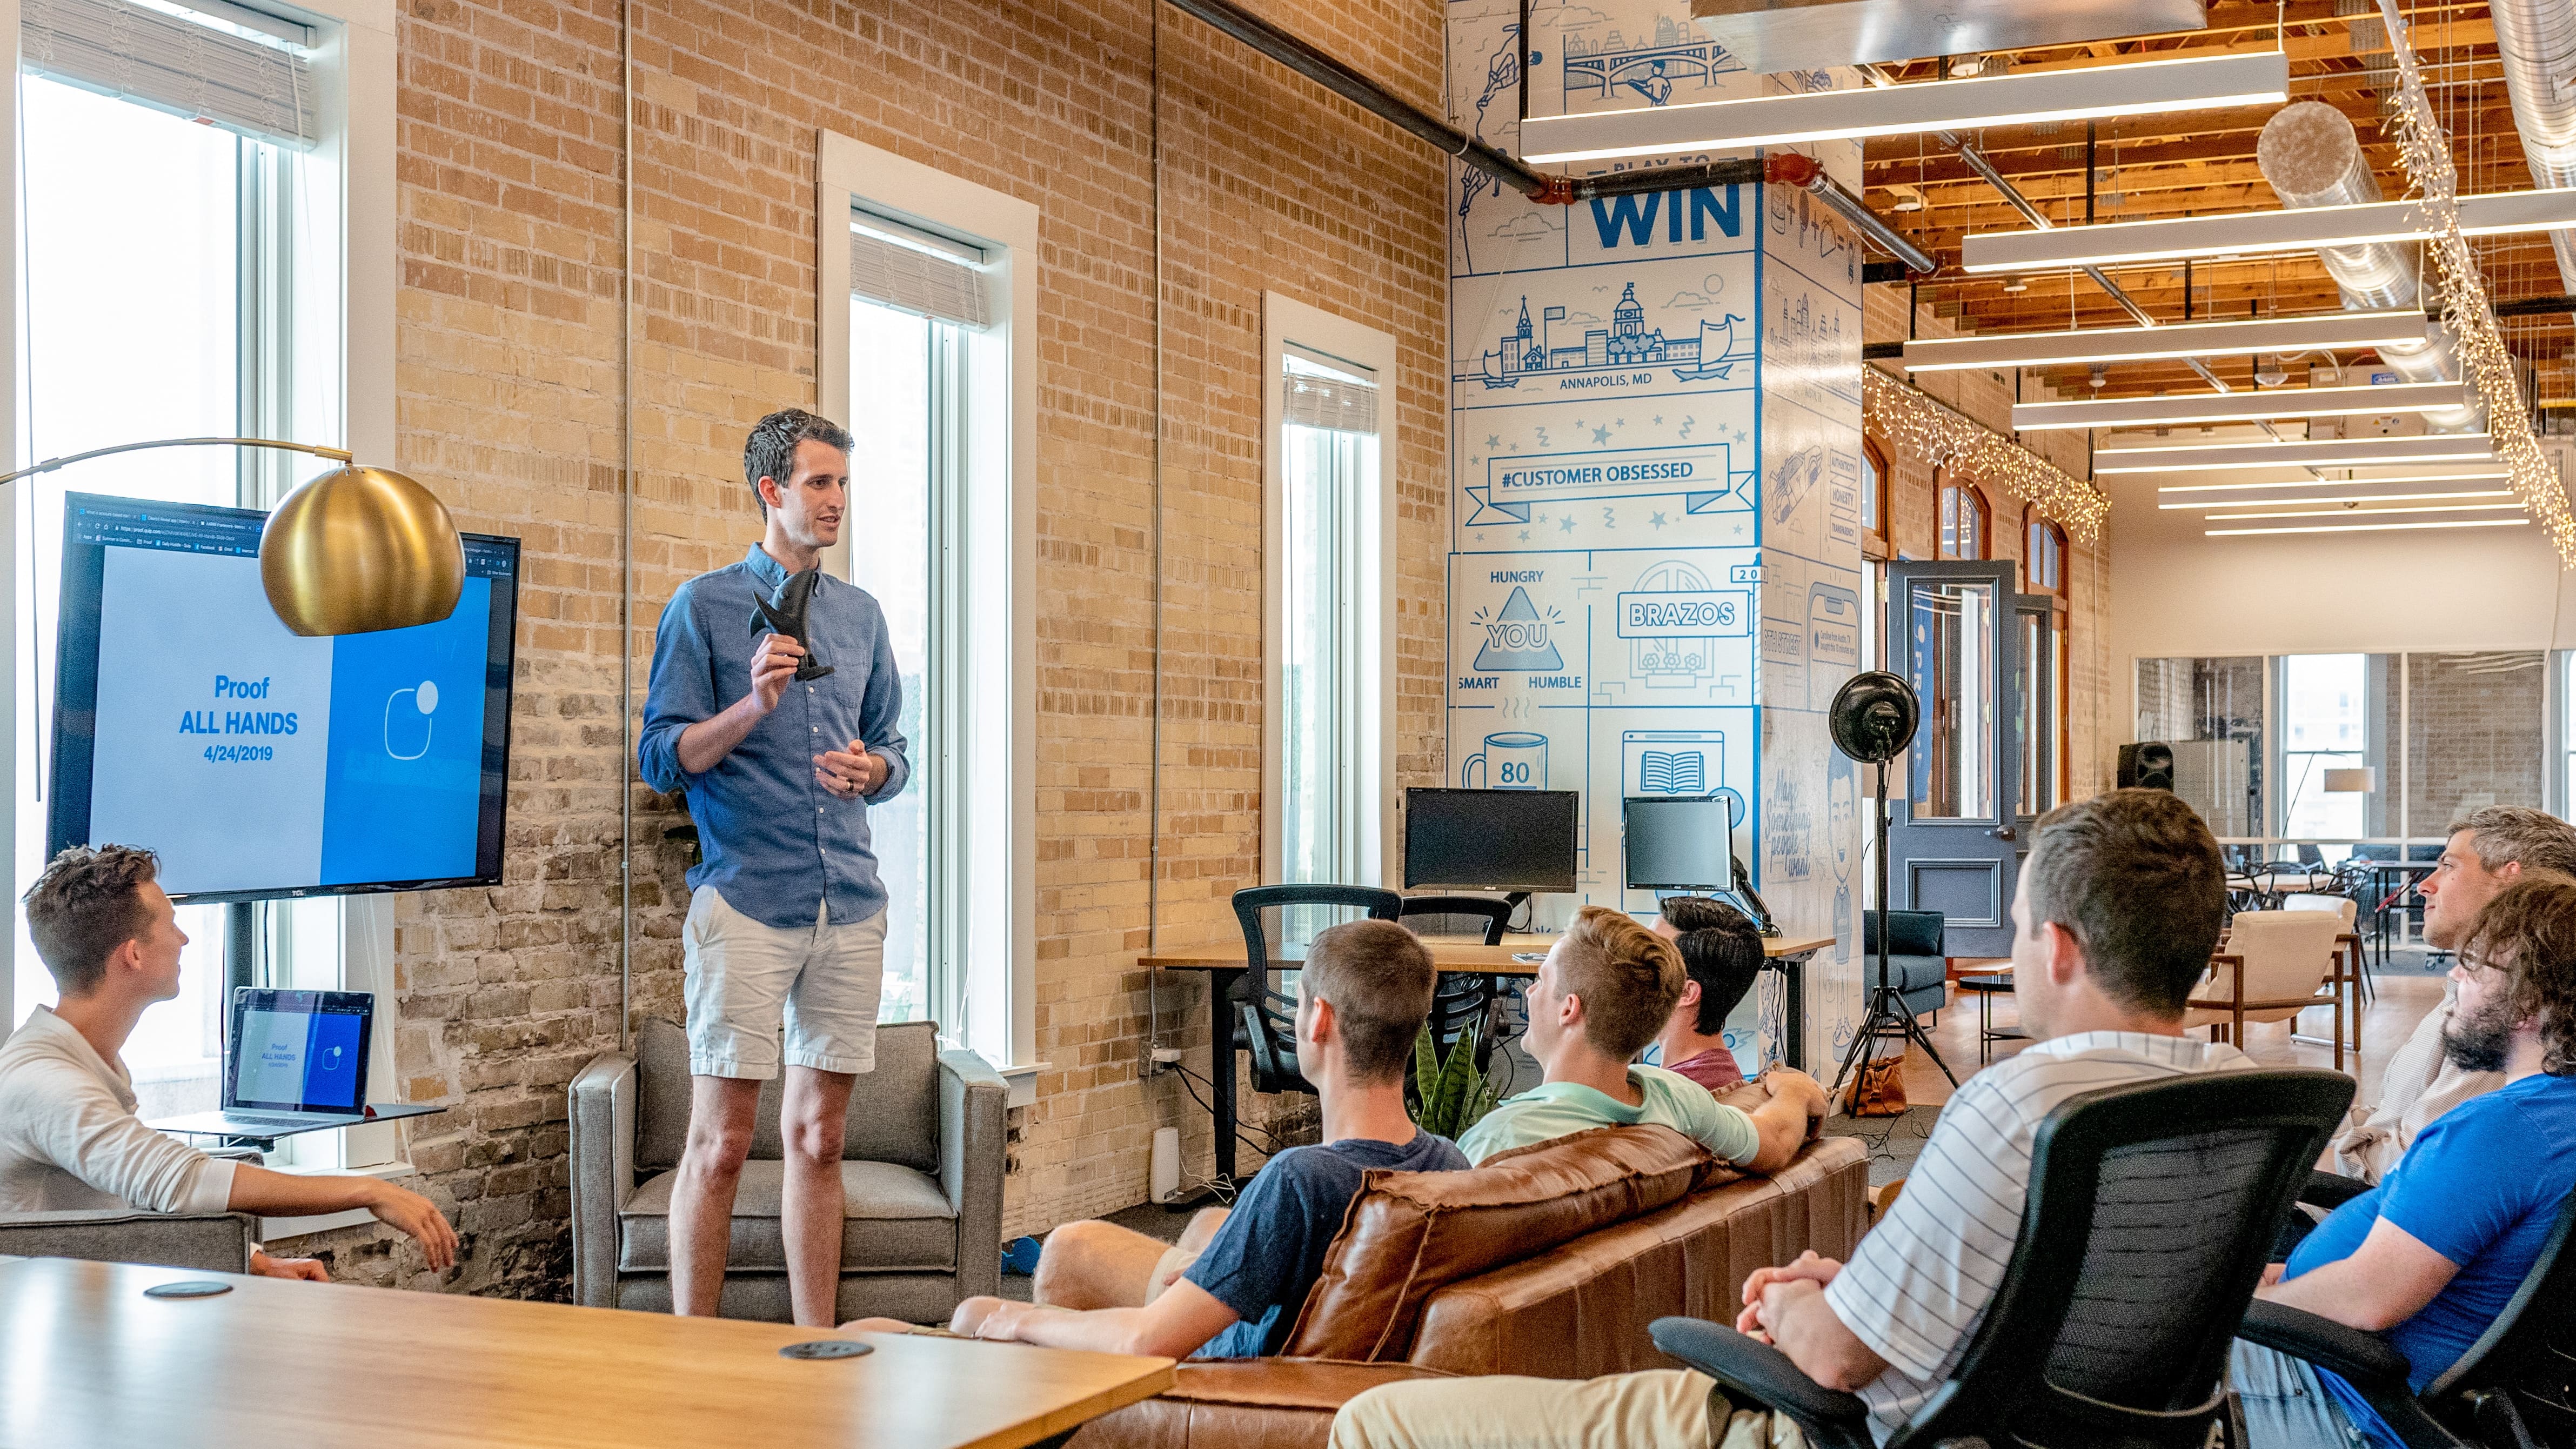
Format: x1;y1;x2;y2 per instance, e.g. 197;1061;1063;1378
23;0;316;148
849;212;991;329
1282;343;1379;435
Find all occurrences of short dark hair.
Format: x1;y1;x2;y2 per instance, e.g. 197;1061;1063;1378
1301;919;1437;1083
2023;789;2225;1016
2449;806;2576;881
1557;905;1683;1059
2460;875;2576;1077
23;845;160;997
742;409;854;517
1657;894;1744;934
1677;920;1764;1034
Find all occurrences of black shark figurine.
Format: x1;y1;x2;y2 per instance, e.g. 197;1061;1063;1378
751;567;834;682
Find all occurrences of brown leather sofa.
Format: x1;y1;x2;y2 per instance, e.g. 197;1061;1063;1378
1067;1118;1871;1448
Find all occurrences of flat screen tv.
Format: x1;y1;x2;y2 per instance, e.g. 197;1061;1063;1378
46;491;520;903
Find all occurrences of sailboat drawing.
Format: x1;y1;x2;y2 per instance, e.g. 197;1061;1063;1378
1670;316;1750;381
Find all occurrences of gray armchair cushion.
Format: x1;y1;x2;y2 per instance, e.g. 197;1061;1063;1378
632;1017;941;1173
618;1159;956;1272
568;1051;637;1307
0;1208;254;1272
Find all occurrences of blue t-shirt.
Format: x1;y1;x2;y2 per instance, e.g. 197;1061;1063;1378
2284;1073;2576;1447
1185;1129;1469;1358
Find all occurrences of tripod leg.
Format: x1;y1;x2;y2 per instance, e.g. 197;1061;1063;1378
1899;1010;1960;1088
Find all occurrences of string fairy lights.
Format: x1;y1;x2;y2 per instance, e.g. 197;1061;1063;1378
1863;366;2109;541
2374;0;2576;565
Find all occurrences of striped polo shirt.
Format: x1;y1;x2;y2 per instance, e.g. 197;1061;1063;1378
1822;1031;2258;1443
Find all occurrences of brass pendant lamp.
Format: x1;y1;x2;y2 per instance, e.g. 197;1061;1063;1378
0;437;464;636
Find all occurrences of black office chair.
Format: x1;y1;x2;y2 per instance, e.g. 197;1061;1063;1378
1398;895;1511;1076
1650;1070;2355;1449
2239;1189;2576;1449
1231;885;1404;1097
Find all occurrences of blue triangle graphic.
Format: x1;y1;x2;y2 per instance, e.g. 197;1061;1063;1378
1473;586;1565;672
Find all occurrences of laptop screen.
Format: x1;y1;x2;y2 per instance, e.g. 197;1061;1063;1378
226;989;373;1113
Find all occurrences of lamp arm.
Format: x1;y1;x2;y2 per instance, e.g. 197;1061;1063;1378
0;437;353;489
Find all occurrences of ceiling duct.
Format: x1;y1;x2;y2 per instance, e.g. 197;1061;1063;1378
1690;0;2207;75
2490;0;2576;289
2256;101;2479;432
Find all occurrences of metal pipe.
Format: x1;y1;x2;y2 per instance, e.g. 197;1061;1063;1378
1767;153;1934;274
2488;0;2576;290
619;0;635;1052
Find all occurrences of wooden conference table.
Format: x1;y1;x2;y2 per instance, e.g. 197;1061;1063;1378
1140;931;1835;1187
0;1256;1174;1449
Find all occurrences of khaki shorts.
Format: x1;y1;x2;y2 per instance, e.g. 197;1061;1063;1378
682;886;886;1079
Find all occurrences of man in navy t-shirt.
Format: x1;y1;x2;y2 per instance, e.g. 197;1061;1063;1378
2236;873;2576;1449
945;918;1467;1358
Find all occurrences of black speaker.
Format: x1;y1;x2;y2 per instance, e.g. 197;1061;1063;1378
2119;741;2177;791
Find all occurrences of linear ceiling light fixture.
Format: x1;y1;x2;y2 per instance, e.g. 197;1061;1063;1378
1964;188;2576;275
2012;383;2469;432
2210;502;2527;519
1901;310;2430;374
2206;517;2532;536
2154;469;2515;493
2095;434;2496;472
1520;51;2287;164
2166;490;2517;510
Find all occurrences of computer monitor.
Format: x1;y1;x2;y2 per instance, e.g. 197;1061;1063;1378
225;988;375;1115
1622;794;1739;891
1403;788;1578;893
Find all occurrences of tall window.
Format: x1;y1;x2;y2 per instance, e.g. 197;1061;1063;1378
844;212;991;1029
1861;436;1892;560
1937;480;1988;559
2279;654;2368;843
1278;346;1376;897
12;13;340;1123
2025;511;2066;596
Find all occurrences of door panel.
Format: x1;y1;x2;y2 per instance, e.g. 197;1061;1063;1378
1888;561;2023;958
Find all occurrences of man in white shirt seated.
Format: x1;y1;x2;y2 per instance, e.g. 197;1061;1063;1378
1457;905;1826;1173
1332;789;2253;1449
0;845;459;1280
2330;805;2576;1181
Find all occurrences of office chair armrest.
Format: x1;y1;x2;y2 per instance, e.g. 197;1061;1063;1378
1650;1318;1874;1449
567;1052;637;1308
2237;1301;2411;1386
939;1048;1008;1303
2299;1170;2371;1211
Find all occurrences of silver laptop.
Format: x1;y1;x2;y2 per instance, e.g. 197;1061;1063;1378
154;987;374;1138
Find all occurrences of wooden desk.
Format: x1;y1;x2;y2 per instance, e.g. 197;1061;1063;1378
1143;932;1836;1187
0;1257;1174;1449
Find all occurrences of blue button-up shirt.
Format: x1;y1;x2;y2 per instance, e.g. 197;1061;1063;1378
638;544;910;929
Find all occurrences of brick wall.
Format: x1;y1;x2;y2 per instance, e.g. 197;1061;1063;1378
293;0;1448;1298
1860;288;2115;798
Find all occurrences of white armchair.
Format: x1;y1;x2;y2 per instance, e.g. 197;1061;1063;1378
2186;910;2353;1070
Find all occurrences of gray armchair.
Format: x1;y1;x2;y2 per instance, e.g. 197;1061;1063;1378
570;1017;1004;1324
0;1207;254;1271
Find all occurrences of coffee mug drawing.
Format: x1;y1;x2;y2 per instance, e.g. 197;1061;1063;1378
1463;731;1548;790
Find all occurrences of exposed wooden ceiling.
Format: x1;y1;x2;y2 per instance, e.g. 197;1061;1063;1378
1861;0;2576;403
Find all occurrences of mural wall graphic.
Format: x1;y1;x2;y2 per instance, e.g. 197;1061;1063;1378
1446;0;1865;1071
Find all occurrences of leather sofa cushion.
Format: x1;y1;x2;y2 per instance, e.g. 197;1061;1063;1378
1282;1125;1717;1362
632;1016;942;1174
619;1158;955;1272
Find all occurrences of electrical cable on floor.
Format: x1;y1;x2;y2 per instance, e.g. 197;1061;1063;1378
1168;1061;1294;1162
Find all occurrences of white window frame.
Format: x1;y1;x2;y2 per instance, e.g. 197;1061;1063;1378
0;0;407;1177
1260;295;1397;889
815;129;1038;1103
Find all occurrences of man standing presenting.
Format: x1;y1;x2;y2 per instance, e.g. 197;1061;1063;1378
639;409;909;1325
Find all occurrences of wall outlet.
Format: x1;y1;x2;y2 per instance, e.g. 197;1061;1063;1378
1150;1046;1183;1069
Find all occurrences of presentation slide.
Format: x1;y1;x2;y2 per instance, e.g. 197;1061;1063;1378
49;494;519;900
233;1006;363;1109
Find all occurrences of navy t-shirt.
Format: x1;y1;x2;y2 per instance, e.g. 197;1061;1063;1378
2285;1072;2576;1446
1185;1129;1469;1359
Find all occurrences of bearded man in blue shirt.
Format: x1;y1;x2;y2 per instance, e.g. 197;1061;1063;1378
638;408;911;1326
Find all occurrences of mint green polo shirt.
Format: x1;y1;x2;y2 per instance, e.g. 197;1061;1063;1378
1457;1063;1762;1166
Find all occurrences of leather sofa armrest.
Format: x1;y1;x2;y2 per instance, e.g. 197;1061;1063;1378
1063;1360;1456;1449
939;1047;1007;1303
568;1052;637;1308
0;1207;255;1273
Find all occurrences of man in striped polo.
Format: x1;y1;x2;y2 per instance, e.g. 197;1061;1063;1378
1330;788;2253;1449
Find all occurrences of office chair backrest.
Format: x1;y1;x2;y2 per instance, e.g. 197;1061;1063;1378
1899;1070;2354;1449
1232;885;1406;1098
2424;1190;2576;1446
1397;894;1512;945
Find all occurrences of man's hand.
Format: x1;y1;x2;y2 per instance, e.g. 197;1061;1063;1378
1735;1251;1843;1333
364;1180;460;1271
749;632;806;715
1763;1067;1830;1133
249;1249;329;1283
950;1296;1014;1339
813;740;887;800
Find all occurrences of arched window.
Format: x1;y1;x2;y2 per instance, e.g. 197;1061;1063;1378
2024;509;2067;597
1937;479;1988;559
1861;435;1893;560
